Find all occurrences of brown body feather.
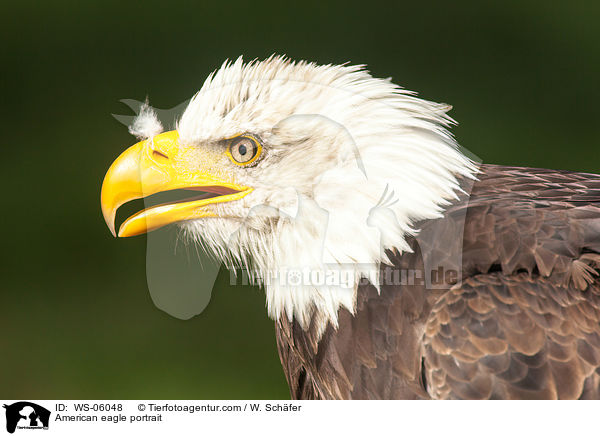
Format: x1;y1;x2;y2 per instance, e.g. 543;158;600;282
275;164;600;399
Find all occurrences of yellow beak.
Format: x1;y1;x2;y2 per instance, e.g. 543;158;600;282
100;130;252;237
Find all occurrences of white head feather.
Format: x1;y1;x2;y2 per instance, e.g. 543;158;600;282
129;101;163;140
173;56;476;331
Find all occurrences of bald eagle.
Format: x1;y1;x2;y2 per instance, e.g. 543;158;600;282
101;56;600;399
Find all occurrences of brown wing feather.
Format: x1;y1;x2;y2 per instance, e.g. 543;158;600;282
424;273;600;399
275;164;600;399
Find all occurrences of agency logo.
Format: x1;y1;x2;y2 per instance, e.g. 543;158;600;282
3;402;50;434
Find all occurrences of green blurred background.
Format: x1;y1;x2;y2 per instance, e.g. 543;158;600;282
1;1;598;399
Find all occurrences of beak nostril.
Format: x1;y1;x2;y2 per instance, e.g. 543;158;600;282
152;150;169;161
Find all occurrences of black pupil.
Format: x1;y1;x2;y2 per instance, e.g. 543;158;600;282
238;144;247;155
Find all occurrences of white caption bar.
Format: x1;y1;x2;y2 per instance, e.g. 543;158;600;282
0;400;595;436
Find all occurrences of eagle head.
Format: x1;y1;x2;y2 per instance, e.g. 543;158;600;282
101;56;476;328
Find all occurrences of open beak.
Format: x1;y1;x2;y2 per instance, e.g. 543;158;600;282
101;130;252;237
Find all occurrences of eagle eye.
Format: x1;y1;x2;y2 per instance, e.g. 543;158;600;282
227;135;262;166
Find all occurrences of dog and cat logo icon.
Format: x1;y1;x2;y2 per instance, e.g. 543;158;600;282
3;402;50;433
